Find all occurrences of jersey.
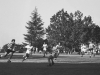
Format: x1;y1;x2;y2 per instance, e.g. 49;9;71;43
89;43;94;49
52;46;57;51
98;45;100;50
43;44;47;51
81;44;87;52
25;45;33;54
7;43;15;51
55;45;61;53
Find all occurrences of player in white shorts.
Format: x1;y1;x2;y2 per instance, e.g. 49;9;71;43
88;42;95;58
43;42;48;57
81;44;88;57
22;44;33;62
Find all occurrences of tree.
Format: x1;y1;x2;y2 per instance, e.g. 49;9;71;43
89;25;100;43
24;7;44;46
46;9;73;48
69;10;84;48
1;44;8;53
46;9;100;52
80;16;96;43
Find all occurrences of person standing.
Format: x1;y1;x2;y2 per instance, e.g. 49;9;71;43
0;39;16;62
43;42;48;57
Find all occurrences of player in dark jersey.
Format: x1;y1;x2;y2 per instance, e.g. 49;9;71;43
48;54;55;66
0;39;16;62
47;47;58;66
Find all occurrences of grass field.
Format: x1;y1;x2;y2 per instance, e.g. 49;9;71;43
0;53;100;75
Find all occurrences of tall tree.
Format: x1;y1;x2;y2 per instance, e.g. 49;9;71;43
80;16;95;43
24;8;44;46
69;10;84;47
46;9;73;47
47;9;100;52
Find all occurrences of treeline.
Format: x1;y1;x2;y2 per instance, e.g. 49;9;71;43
46;9;100;51
1;8;100;52
21;8;100;52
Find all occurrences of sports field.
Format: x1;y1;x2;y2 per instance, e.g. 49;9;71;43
0;53;100;75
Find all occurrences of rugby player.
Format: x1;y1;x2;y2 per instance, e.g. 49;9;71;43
0;39;16;63
22;44;33;62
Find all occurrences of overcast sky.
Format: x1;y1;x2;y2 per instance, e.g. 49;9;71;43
0;0;100;47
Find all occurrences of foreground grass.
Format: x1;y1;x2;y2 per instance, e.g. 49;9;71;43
0;53;100;75
0;63;100;75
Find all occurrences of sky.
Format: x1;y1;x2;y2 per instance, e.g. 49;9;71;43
0;0;100;47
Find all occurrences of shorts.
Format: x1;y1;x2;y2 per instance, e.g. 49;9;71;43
26;53;29;57
6;49;15;53
54;53;58;58
43;50;46;53
48;55;54;59
89;48;93;51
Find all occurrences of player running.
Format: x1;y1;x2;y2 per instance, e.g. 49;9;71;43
52;43;61;60
55;43;61;55
47;45;60;66
80;44;88;57
22;44;34;62
0;39;16;62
